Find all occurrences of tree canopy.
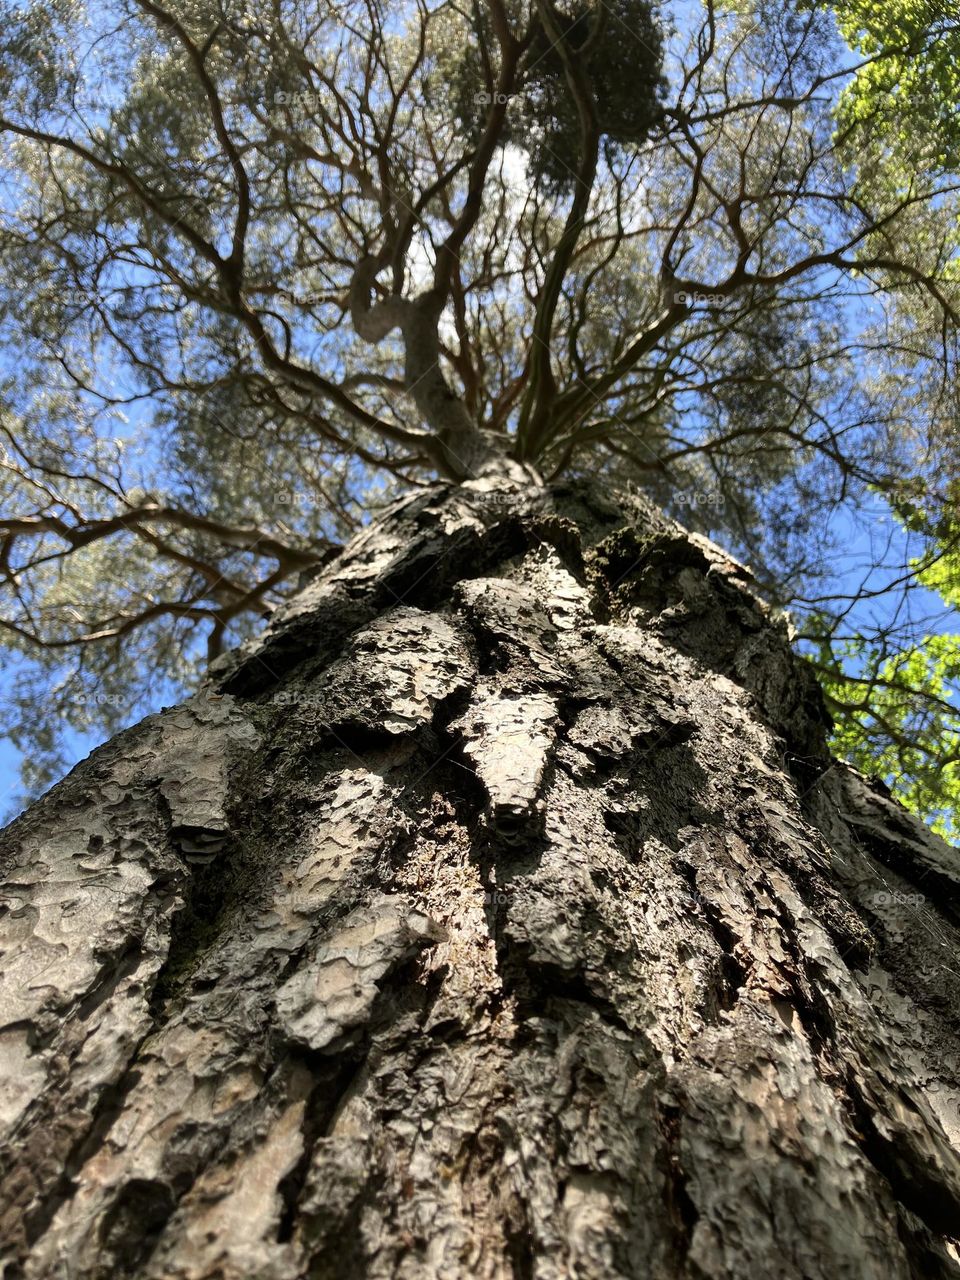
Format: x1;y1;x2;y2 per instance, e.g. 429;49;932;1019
0;0;958;821
833;0;960;173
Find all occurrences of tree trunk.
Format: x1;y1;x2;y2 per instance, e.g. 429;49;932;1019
2;472;960;1280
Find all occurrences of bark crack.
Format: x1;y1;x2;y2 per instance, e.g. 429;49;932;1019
845;1067;960;1243
660;1102;699;1272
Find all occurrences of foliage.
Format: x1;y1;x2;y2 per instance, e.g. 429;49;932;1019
435;0;665;191
515;0;666;191
812;626;960;840
831;0;960;175
808;491;960;839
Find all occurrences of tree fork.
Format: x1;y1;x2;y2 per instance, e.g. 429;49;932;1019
2;474;960;1280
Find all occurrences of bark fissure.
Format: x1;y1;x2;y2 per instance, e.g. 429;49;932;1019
659;1103;699;1271
273;1050;372;1247
846;1067;960;1242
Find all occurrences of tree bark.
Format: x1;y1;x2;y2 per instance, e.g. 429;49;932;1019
2;471;960;1280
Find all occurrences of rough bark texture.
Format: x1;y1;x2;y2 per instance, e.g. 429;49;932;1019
2;471;960;1280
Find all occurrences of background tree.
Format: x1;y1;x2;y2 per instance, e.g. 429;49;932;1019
1;0;958;808
4;1;960;1276
800;0;960;833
